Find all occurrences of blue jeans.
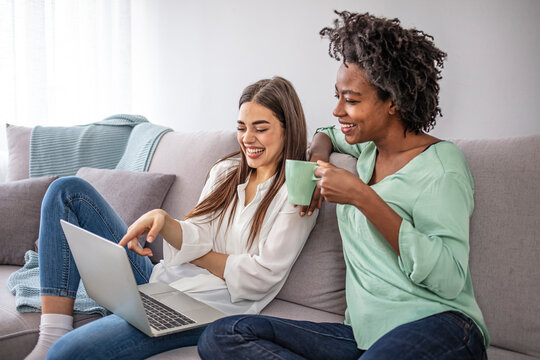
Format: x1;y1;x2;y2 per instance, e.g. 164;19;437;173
48;314;206;360
198;311;487;360
39;177;204;359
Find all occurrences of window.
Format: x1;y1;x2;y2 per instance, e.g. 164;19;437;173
0;0;133;151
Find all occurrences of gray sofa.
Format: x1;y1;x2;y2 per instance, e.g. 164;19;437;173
1;128;539;360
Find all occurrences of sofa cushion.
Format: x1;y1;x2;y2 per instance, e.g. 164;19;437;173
75;168;176;246
276;152;358;315
453;135;540;357
261;298;345;323
146;346;200;360
146;130;239;262
5;124;31;182
0;176;58;265
487;347;540;360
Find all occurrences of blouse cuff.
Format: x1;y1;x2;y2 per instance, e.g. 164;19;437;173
223;254;246;303
398;219;443;286
163;220;212;266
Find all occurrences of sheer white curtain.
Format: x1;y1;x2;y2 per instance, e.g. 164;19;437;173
0;0;133;152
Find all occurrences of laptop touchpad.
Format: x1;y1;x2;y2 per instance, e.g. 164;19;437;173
152;292;207;312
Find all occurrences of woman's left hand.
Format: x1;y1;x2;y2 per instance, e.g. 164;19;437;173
315;160;366;206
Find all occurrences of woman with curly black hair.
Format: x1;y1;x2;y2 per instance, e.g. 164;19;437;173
198;11;488;360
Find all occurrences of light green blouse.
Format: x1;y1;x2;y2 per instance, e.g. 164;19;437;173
317;126;489;349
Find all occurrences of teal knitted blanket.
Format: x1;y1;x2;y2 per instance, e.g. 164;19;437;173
30;114;171;177
115;121;171;171
7;251;109;316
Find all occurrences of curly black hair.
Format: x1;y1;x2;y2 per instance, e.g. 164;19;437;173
320;11;447;133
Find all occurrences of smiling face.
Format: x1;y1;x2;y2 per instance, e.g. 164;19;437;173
334;63;398;145
237;101;285;176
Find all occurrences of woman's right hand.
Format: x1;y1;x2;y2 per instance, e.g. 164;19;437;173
118;209;169;257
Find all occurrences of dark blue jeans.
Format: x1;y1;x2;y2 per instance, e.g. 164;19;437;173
198;311;487;360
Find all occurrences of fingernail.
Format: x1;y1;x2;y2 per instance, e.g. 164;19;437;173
300;212;305;217
147;236;154;242
307;211;312;216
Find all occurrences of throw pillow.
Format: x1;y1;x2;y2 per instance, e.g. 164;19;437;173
5;124;32;182
0;176;58;265
75;168;176;246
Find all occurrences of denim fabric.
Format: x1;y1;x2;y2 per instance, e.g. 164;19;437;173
38;176;154;297
198;311;487;360
47;314;206;360
199;315;360;360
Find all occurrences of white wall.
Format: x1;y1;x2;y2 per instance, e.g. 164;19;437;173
3;0;539;154
131;0;540;140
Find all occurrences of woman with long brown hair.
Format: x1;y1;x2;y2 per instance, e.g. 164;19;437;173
26;76;317;360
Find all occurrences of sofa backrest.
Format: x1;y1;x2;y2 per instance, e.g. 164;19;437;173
453;135;540;357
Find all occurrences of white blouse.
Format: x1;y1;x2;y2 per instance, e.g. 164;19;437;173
149;159;318;315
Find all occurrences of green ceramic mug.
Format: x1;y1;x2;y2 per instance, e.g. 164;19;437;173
285;159;320;206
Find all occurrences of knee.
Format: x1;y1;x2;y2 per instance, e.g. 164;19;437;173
198;315;250;359
47;176;93;197
43;177;93;206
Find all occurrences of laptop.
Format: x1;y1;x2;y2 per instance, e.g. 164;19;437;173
60;220;227;337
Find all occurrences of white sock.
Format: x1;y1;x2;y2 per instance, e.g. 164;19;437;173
25;314;74;360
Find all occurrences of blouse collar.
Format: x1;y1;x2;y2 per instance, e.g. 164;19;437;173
237;170;277;192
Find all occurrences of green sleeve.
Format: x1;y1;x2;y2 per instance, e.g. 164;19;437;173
397;173;474;299
315;126;363;158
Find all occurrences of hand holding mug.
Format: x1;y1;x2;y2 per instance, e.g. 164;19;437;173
315;160;365;206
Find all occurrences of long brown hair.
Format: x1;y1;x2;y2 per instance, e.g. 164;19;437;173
184;76;307;248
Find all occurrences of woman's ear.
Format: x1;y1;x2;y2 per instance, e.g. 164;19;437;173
388;100;397;116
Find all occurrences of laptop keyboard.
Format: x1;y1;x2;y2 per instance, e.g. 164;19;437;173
139;292;196;331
